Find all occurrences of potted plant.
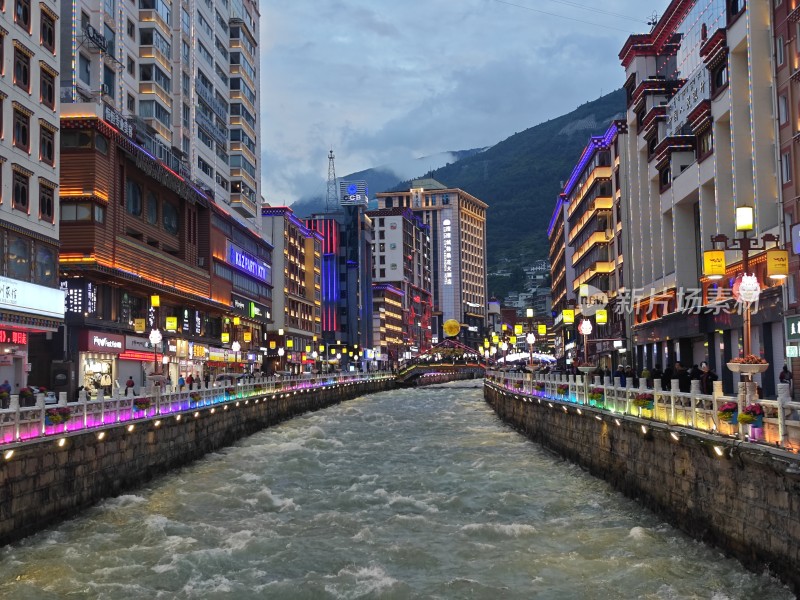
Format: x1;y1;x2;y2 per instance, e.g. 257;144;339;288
225;387;236;396
633;392;654;409
718;401;738;424
737;403;764;427
45;406;72;425
727;355;769;374
18;388;34;402
0;391;9;406
556;384;569;396
534;382;545;393
133;398;151;411
588;387;604;405
189;391;201;402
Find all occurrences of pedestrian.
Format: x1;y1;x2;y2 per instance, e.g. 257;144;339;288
186;373;194;390
651;364;663;386
125;376;135;396
675;362;691;394
178;374;185;391
780;364;793;389
640;366;651;388
690;364;702;381
661;364;673;391
700;362;717;395
615;364;626;387
0;380;11;394
203;372;210;389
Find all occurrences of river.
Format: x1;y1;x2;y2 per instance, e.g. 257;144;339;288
0;382;793;599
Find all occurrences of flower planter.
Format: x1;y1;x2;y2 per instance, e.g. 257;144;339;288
719;410;738;425
738;414;763;428
727;362;769;374
634;401;654;410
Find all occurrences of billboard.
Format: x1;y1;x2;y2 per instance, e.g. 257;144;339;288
339;181;369;206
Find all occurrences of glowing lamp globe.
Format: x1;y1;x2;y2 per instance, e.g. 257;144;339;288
737;274;761;304
578;319;593;336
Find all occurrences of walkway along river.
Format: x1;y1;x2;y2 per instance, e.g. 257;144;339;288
0;382;793;598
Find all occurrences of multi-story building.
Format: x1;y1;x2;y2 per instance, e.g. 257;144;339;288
548;194;573;363
306;206;375;364
560;121;630;369
260;206;321;373
376;178;488;349
620;0;783;394
772;0;800;393
0;0;65;394
58;106;273;397
59;0;261;222
366;207;433;358
371;284;404;369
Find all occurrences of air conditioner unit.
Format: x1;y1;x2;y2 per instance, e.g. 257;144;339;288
605;229;613;240
100;83;110;96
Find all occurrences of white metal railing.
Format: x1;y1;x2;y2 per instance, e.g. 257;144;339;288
485;370;800;451
0;372;394;447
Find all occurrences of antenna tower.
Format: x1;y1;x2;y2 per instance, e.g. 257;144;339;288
326;149;337;212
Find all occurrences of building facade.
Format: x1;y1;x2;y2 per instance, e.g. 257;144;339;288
620;0;783;394
560;121;630;369
366;207;433;359
371;283;403;370
260;206;321;373
59;0;261;222
548;194;574;364
375;179;488;349
0;0;65;394
59;105;272;397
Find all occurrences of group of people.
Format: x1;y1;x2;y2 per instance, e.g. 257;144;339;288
638;362;718;394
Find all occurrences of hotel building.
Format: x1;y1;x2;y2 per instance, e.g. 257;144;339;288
375;179;488;349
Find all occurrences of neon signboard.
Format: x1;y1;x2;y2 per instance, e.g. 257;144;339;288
226;242;270;283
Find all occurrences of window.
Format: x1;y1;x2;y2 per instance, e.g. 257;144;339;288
779;95;788;125
35;245;56;285
182;103;190;128
13;109;29;151
14;0;30;31
39;185;54;222
162;202;178;234
103;65;115;95
782;151;792;184
78;54;90;85
127;55;135;75
94;133;108;154
7;235;30;280
12;171;29;212
145;191;158;224
40;127;54;164
41;13;55;52
127;18;135;38
41;69;55;109
61;203;92;221
698;129;713;159
13;48;29;91
127;93;135;113
198;41;212;65
777;36;785;67
126;178;142;216
659;167;671;190
198;127;213;149
198;156;213;177
711;63;728;94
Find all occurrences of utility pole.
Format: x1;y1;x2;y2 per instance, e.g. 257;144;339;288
326;149;337;213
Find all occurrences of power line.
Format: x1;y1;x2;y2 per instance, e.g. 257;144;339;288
489;0;639;33
540;0;650;24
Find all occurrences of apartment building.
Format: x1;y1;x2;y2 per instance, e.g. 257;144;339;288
0;0;65;393
59;0;261;223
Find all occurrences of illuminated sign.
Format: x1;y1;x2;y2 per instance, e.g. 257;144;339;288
165;317;178;331
103;103;134;139
339;181;369;206
0;330;28;345
82;330;125;353
787;316;800;341
0;276;65;319
226;242;270;283
442;219;453;286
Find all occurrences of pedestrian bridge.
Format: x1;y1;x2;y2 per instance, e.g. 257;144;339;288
395;362;485;385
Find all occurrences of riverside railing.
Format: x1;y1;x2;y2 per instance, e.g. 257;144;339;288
0;372;394;446
486;370;800;451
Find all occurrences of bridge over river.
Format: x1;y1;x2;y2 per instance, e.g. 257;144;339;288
0;382;792;598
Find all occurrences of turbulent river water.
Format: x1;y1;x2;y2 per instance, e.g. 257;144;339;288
0;382;794;599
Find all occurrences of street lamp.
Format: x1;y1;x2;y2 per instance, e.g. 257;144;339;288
149;327;162;375
526;332;536;368
231;340;241;367
578;319;593;366
702;206;787;358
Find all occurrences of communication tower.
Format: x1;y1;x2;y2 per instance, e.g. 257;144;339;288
326;149;337;213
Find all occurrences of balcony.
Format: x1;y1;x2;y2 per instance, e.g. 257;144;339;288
196;81;228;121
139;81;172;109
567;166;612;218
138;9;170;36
230;193;257;218
568;196;612;243
571;230;612;267
139;45;171;73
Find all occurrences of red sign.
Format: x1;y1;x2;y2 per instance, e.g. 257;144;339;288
0;330;28;345
81;330;125;354
119;350;163;362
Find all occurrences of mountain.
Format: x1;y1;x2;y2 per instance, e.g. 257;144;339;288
399;89;627;267
288;148;486;217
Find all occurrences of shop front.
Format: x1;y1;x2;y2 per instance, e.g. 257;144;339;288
79;331;125;396
0;276;64;395
118;335;163;391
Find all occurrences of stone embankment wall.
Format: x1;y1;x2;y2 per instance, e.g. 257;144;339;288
484;383;800;595
0;377;408;546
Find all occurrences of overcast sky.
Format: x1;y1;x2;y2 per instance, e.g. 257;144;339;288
260;0;670;205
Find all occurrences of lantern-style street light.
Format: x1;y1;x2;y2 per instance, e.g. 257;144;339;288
702;206;787;358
